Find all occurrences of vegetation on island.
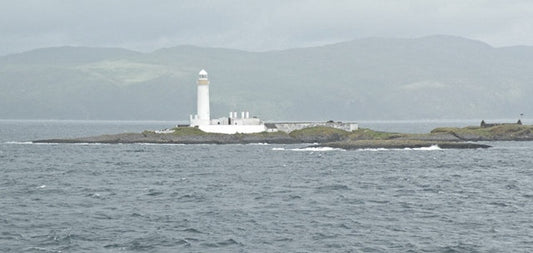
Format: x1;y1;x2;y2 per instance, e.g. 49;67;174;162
34;123;533;149
169;127;212;136
289;126;350;142
149;126;494;149
431;124;533;141
234;130;290;138
346;128;406;140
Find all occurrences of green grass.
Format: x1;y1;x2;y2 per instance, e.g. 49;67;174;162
488;124;533;136
235;131;291;138
431;126;491;137
289;126;350;139
431;124;533;137
143;124;532;142
347;128;406;140
169;127;211;136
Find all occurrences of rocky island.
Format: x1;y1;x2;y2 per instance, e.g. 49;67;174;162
31;69;518;149
33;123;533;149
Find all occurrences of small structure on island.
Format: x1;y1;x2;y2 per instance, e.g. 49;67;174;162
480;119;522;128
189;69;267;134
187;69;358;134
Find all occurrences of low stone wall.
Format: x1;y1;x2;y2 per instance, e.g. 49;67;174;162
268;122;358;133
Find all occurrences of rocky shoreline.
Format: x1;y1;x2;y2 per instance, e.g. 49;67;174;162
314;140;491;150
33;131;300;145
32;124;533;149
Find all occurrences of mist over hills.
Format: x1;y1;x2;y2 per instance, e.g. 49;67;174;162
1;35;531;121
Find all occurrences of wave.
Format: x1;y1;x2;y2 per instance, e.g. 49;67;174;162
4;141;34;145
358;148;390;152
358;145;443;151
3;141;60;145
292;147;345;152
409;145;442;151
71;142;111;146
3;141;114;146
272;147;345;152
316;184;351;191
136;143;185;146
201;238;242;248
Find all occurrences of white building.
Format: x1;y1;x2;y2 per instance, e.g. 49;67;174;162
190;69;267;134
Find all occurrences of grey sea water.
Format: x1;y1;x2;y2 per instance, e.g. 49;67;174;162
1;120;533;252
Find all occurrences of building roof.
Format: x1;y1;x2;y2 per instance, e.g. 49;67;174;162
199;69;208;75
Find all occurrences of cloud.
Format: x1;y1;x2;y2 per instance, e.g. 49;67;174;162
1;0;533;56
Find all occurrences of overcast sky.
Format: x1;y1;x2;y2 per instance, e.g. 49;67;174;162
1;0;533;56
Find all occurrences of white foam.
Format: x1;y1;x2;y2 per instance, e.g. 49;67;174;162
358;148;390;152
4;141;33;145
71;143;108;146
290;147;345;152
273;146;345;152
4;141;58;145
136;143;185;146
410;145;442;151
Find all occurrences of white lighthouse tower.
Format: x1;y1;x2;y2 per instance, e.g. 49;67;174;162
181;69;357;134
190;69;210;126
189;69;267;133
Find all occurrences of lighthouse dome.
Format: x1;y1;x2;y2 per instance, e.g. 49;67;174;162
198;69;208;79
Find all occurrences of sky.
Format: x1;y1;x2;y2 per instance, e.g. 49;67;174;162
1;0;533;56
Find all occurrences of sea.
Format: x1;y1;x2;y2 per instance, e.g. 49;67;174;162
1;119;533;252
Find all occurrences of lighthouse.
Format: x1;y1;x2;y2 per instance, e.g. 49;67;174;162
196;69;210;125
190;69;210;126
183;69;357;134
188;69;268;133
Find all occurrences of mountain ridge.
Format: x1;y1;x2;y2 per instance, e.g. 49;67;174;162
1;35;531;121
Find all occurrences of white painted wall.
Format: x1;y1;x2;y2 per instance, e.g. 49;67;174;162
199;125;267;134
197;84;210;125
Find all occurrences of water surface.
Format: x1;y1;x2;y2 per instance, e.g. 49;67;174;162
1;120;532;252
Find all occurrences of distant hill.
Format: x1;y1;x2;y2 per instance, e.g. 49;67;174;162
1;35;532;121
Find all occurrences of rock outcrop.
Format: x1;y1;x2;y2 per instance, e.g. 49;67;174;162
431;124;533;141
